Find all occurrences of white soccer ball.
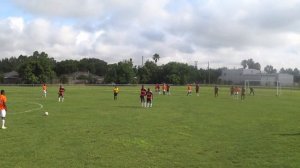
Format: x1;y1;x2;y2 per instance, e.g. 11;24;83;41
45;112;49;116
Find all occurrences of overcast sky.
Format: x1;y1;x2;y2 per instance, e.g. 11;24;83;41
0;0;300;69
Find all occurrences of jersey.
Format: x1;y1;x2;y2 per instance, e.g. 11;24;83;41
59;87;65;96
140;88;147;96
0;95;7;110
43;85;47;91
146;91;153;100
113;88;119;94
196;85;199;91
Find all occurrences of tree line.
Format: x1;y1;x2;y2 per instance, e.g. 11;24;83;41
0;51;299;84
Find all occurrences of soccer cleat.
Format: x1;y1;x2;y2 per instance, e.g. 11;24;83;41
2;126;7;129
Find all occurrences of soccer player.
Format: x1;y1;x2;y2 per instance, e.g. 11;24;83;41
42;83;47;98
162;83;167;95
230;86;234;96
187;84;192;96
233;86;239;99
155;83;160;94
58;85;65;102
214;85;219;97
140;85;147;107
241;87;246;100
113;86;119;100
166;84;171;95
250;87;255;96
195;83;200;96
146;88;153;108
0;90;8;129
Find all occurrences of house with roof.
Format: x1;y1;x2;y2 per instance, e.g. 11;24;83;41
3;71;21;84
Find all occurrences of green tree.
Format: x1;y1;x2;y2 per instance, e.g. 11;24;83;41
78;58;107;76
104;64;118;83
18;51;56;84
152;53;160;64
55;60;79;76
264;65;277;74
240;58;261;70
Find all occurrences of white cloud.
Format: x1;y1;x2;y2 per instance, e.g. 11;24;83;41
0;0;299;69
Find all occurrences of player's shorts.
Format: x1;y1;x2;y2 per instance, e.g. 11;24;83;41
59;93;64;97
0;109;6;118
140;96;145;102
147;98;152;103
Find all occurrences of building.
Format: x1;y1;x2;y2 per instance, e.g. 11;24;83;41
219;69;294;86
3;71;21;84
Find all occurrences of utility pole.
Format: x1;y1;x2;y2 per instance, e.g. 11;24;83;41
208;61;210;84
142;56;144;66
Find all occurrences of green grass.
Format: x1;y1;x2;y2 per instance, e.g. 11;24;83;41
0;85;299;168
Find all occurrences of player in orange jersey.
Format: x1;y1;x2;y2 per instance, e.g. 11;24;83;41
187;84;192;96
0;90;8;129
162;83;167;95
42;83;47;98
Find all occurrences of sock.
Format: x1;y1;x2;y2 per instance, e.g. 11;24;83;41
2;119;5;128
62;98;64;102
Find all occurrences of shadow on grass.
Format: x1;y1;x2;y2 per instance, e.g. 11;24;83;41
277;133;300;136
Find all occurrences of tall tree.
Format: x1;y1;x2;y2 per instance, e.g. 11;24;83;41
18;51;56;83
240;58;261;70
264;65;277;74
152;53;160;64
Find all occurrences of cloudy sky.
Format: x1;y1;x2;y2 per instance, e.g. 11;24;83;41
0;0;300;69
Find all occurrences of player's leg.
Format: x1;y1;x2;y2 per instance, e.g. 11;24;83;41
1;110;7;129
140;96;144;107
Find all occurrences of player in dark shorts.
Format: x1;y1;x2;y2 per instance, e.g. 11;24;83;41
230;86;234;96
166;84;170;95
241;87;246;100
140;85;147;107
195;83;200;96
249;87;254;95
214;86;219;97
146;88;153;108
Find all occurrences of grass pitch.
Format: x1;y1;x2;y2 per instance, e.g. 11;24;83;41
0;85;299;168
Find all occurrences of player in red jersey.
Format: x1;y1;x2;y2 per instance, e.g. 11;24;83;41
146;88;153;108
140;85;147;107
58;85;65;102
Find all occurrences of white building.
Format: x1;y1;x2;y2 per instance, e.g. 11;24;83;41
219;69;294;86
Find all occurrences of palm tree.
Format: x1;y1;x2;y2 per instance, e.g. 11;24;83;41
152;53;160;64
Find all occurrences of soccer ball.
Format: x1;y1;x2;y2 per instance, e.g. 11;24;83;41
44;112;49;116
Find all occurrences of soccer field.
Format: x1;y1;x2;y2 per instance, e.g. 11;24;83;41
0;85;299;168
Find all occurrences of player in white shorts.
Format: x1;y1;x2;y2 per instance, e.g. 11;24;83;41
0;90;8;129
